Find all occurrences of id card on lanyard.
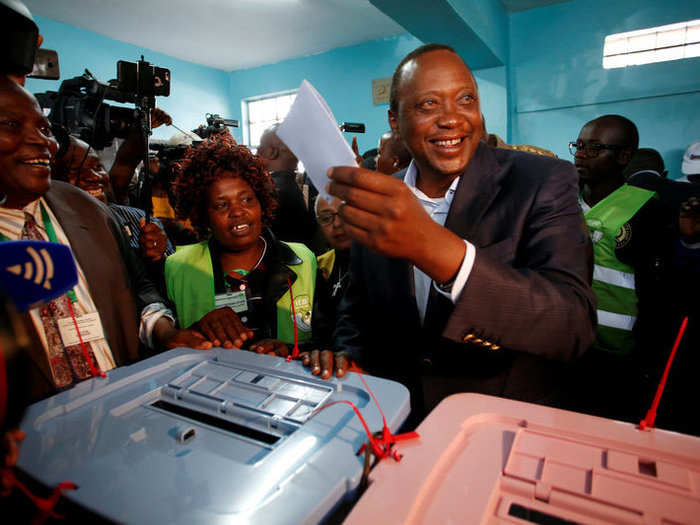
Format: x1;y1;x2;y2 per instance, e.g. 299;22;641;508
215;290;248;313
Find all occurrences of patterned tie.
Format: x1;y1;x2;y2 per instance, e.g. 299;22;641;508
22;212;100;388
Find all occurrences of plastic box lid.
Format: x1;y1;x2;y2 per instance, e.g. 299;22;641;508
17;348;410;524
344;393;700;525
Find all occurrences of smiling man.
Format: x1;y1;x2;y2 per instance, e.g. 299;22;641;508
311;44;596;422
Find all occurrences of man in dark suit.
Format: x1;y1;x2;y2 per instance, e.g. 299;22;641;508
304;44;596;422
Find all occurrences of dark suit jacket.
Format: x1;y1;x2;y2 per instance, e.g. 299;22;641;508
335;144;596;419
269;170;317;245
23;181;162;400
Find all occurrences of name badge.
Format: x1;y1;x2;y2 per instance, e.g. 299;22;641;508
57;312;106;347
215;291;248;313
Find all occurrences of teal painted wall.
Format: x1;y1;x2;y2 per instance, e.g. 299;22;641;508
449;0;509;64
228;34;508;154
509;0;700;178
24;16;232;141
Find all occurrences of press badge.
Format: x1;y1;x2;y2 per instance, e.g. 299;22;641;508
215;291;248;313
57;312;106;347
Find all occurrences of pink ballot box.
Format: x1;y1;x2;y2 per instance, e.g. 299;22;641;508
344;394;700;525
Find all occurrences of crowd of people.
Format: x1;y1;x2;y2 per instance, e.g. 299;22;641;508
2;0;699;516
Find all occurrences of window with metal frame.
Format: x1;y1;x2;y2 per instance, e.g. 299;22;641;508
603;19;700;69
243;90;297;151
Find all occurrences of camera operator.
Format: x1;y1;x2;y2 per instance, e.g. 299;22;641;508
51;127;175;290
148;140;200;245
109;107;173;205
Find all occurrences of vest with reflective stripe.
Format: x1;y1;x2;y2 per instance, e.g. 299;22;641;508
165;240;316;344
584;184;656;354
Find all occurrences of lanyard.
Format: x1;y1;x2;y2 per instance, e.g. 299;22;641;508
0;202;78;303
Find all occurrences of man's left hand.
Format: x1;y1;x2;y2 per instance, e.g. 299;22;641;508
327;166;465;283
249;338;289;357
139;217;168;261
300;350;349;379
151;108;172;129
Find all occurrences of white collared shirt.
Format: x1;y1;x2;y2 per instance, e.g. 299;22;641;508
403;161;476;324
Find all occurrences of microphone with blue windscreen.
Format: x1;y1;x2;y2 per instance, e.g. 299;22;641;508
0;240;78;312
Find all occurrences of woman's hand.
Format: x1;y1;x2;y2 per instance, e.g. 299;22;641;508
193;307;255;348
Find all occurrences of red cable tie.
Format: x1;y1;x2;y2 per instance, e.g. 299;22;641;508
312;400;387;459
286;278;300;362
2;467;77;518
312;362;419;463
65;297;106;379
353;361;418;457
639;316;689;431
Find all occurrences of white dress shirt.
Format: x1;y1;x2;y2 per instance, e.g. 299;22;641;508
403;161;476;324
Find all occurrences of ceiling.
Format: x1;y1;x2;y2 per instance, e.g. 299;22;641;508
22;0;570;72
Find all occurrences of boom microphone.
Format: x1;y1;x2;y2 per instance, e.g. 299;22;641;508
0;240;78;312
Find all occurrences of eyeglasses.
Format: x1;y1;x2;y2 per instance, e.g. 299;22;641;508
569;141;626;158
317;211;341;226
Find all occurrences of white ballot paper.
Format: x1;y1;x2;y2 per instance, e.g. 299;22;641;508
277;80;358;203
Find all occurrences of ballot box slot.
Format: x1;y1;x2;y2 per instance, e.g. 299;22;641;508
151;400;281;445
508;503;579;524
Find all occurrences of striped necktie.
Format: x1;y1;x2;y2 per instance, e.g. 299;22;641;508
22;212;100;388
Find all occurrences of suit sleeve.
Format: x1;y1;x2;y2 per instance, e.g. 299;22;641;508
443;160;597;361
332;244;369;362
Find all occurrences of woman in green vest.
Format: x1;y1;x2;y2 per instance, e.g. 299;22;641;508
165;134;332;356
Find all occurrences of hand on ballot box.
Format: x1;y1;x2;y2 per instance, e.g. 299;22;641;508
300;350;350;379
249;338;289;358
192;307;255;349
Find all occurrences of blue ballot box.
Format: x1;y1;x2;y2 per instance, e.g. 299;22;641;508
17;348;410;524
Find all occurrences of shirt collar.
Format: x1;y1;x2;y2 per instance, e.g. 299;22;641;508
0;198;43;240
404;160;460;206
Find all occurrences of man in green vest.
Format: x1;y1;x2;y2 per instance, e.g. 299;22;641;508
571;114;670;422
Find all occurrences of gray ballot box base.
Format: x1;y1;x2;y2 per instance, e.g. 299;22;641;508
17;348;410;525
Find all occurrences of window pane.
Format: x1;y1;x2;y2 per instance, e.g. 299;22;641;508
602;20;700;68
244;91;298;147
685;42;700;58
655;46;684;63
686;24;700;44
657;28;685;48
628;49;655;65
604;37;627;56
628;33;656;52
248;100;264;124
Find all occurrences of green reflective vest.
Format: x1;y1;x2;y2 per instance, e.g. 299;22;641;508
584;184;656;355
165;241;317;344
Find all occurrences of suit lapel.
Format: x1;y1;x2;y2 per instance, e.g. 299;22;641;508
44;186;93;270
425;144;509;331
444;143;509;245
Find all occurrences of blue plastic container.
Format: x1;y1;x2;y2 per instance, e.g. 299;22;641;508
17;348;410;524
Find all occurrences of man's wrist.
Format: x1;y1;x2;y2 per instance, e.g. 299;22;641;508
414;224;466;283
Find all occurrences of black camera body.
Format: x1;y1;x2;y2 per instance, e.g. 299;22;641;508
117;59;171;101
206;113;238;130
35;58;171;150
192;113;239;140
0;0;39;76
149;142;189;185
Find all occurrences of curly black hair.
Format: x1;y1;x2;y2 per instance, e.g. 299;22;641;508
172;134;278;237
